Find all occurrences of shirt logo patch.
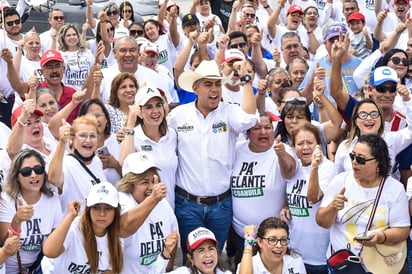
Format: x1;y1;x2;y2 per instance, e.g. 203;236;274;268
177;123;194;133
212;121;227;133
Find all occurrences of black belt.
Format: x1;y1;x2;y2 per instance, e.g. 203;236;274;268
175;186;231;205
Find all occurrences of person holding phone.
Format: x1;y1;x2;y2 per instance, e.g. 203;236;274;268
316;135;410;259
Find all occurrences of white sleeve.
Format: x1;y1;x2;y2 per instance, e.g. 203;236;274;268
353;49;383;89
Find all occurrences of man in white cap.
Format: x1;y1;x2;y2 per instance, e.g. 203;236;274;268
168;59;258;260
220;48;247;105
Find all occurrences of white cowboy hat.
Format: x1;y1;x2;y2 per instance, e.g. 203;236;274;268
178;60;223;92
362;239;406;274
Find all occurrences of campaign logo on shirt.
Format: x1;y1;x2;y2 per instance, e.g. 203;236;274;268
140;221;166;266
158;49;169;65
212;120;227;133
177;123;194;133
21;218;48;251
141;145;153;151
231;162;266;198
287;179;312;217
67;252;105;273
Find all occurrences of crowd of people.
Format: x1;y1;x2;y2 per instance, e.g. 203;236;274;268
0;0;412;273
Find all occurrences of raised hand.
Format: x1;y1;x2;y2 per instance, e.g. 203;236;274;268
15;197;34;223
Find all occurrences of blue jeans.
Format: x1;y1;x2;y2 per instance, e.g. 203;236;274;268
407;237;412;274
175;192;233;261
305;263;328;274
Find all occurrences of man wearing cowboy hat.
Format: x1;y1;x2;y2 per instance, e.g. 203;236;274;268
169;59;258;260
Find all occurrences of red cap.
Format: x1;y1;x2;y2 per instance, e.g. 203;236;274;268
348;11;365;22
222;49;245;63
287;4;304;15
40;50;63;66
11;105;44;127
394;0;409;3
139;42;159;56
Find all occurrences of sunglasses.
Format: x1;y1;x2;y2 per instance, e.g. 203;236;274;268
390;56;408;66
130;29;144;36
357;110;380;120
283;96;307;104
375;85;397;93
123;9;132;13
5;19;21;26
349;152;375;165
107;10;119;16
245;13;256;18
53;16;64;21
19;165;45;177
107;27;115;33
230;42;247;49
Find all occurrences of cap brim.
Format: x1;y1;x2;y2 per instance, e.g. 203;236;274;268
223;57;245;63
41;58;63;66
144;49;159;56
188;238;218;251
178;71;223;93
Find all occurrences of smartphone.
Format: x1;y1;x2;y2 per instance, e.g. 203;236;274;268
354;235;372;241
97;146;109;155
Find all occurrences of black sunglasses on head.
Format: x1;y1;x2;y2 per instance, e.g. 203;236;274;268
19;165;45;177
375;85;397;93
390;56;408;66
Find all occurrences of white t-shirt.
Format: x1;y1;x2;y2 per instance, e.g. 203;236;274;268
42;217;113;273
102;134;122;185
168;102;258;196
0;35;24;98
19;57;43;82
286;159;337;266
231;140;295;237
222;85;244;106
0;193;63;274
133;125;178;208
59;49;95;91
87;39;116;69
236;252;307;274
119;192;178;273
60;155;108;212
320;172;410;257
152;34;177;76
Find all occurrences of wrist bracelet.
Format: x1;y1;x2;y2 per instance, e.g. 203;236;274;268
124;130;134;136
244;235;255;247
382;231;387;244
17;118;28;127
9;224;21;236
161;251;171;260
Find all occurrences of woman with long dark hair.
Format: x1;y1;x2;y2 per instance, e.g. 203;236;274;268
43;182;123;273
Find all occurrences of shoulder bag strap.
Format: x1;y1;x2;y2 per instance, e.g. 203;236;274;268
69;154;101;184
364;176;387;233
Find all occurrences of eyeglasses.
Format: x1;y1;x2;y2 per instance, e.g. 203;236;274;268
5;19;21;26
356;110;380;120
349;152;375;165
230;42;247;49
19;165;45;177
390;57;408;66
245;13;256;18
261;236;289;246
374;85;397;93
107;10;119;16
52;16;64;21
76;133;99;141
123;9;132;13
130;29;144;36
274;79;292;87
107;27;115;33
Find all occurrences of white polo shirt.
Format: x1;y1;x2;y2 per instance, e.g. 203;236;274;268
168;102;258;196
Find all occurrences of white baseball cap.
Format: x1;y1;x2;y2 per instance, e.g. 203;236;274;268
186;227;218;251
372;66;398;86
122;152;160;176
86;182;119;208
135;85;164;106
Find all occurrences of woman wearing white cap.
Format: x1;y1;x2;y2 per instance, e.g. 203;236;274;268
119;85;177;209
42;182;123;273
167;227;231;274
118;151;178;273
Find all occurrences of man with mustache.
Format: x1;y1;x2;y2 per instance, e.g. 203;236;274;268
3;49;80;124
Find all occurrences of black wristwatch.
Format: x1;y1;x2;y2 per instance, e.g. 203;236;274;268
240;75;252;84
